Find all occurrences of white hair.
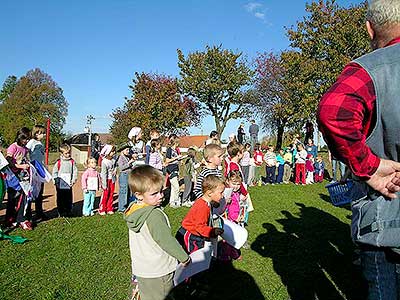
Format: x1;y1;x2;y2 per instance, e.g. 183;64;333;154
367;0;400;26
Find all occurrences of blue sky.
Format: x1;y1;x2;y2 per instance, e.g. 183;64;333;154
0;0;362;139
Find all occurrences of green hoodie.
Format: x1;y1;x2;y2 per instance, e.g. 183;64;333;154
124;203;189;277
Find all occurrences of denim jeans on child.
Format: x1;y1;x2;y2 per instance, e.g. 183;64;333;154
266;166;276;184
276;164;284;183
118;172;129;212
82;190;96;216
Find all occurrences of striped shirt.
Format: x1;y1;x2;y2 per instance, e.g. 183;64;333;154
193;167;223;199
264;151;277;167
148;151;163;171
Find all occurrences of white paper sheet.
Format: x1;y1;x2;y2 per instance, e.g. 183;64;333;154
173;241;213;286
0;152;8;170
221;218;248;249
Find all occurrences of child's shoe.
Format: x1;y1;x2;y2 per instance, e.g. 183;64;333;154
20;220;33;230
107;211;115;215
99;211;106;216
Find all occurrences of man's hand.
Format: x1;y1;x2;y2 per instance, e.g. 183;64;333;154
366;158;400;199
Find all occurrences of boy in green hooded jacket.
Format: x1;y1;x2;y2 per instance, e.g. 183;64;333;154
124;165;191;300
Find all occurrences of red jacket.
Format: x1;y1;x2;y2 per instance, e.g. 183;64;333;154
182;198;213;238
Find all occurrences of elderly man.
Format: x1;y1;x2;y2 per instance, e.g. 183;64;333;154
318;1;400;298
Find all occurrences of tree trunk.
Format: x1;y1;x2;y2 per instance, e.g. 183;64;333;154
276;125;284;150
215;117;225;137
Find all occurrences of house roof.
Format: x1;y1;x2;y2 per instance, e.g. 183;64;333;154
65;133;113;145
178;135;208;148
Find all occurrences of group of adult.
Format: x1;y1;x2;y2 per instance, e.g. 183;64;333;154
236;120;259;150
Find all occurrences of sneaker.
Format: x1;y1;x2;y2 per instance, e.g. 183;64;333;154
107;211;115;215
99;211;106;216
20;221;33;230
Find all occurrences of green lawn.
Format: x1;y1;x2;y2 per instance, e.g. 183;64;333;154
0;183;366;300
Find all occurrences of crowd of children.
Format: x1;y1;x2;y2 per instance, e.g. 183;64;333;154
248;142;326;186
0;125;331;300
125;140;253;300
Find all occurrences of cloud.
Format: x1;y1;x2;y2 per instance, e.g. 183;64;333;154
244;2;267;21
245;2;262;13
254;12;265;20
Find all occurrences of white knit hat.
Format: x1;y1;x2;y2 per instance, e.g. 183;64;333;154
128;127;142;140
100;144;113;157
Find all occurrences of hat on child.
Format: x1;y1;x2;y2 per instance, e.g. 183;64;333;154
100;144;114;157
128;127;142;140
117;143;130;152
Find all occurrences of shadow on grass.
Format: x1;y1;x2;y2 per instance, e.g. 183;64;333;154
252;202;367;300
168;260;264;300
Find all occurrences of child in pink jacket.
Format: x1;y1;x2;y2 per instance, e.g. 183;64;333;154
81;157;101;216
226;170;245;223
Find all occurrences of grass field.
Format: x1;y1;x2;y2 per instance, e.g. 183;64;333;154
0;182;366;300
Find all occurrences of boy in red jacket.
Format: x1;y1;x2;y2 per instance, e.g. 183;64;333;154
176;175;225;253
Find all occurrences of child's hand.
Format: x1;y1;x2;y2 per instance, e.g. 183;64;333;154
182;257;191;267
240;194;248;201
19;163;30;170
83;189;88;193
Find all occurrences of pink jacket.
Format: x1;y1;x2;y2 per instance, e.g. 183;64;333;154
81;168;100;191
227;191;240;222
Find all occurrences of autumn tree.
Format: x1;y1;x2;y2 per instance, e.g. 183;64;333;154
0;68;68;146
284;0;369;122
177;45;254;136
253;52;299;150
0;75;17;105
110;72;200;145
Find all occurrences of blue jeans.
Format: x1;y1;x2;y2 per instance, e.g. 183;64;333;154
118;172;129;212
276;164;284;183
361;248;400;300
82;191;95;216
266;166;276;184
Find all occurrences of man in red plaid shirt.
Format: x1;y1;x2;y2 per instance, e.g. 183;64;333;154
318;0;400;299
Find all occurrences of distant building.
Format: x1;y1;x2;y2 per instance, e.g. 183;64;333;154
65;133;112;164
177;135;208;152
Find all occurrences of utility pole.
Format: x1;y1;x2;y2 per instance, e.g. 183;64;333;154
86;115;95;156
